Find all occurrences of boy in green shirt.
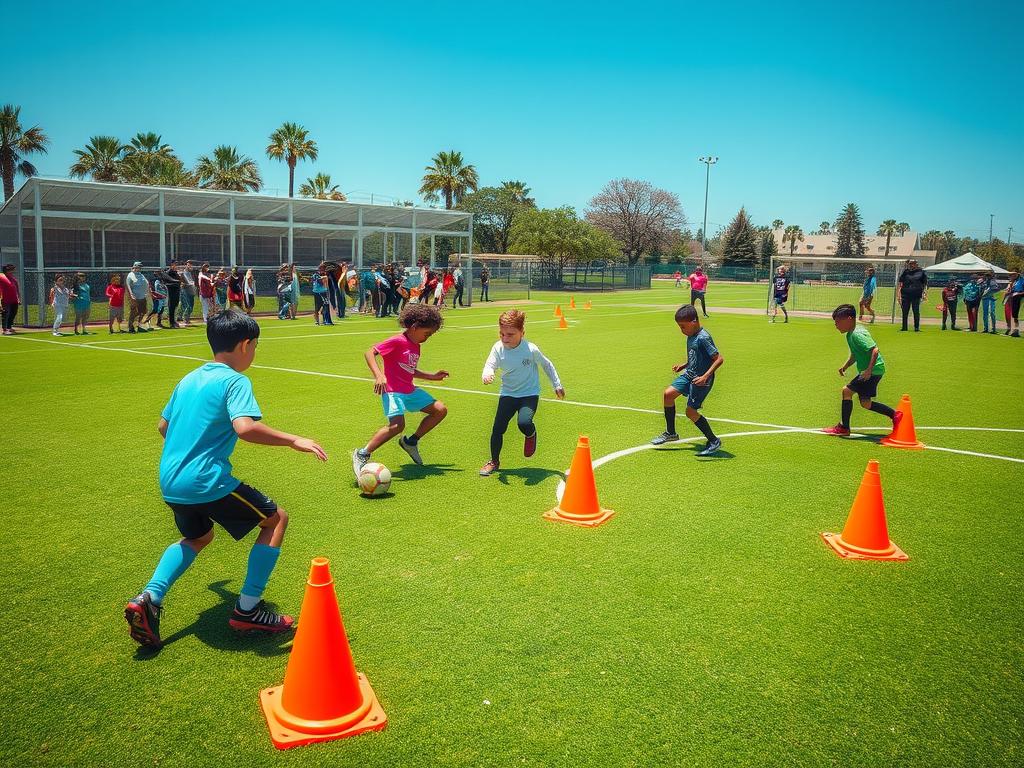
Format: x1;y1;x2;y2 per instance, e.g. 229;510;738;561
822;304;901;437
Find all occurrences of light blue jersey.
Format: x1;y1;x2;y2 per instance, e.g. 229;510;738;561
482;340;561;397
159;362;262;504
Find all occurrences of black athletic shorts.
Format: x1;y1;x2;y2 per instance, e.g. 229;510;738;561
847;374;882;399
166;482;278;541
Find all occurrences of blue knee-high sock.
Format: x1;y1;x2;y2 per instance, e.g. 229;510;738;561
144;542;198;604
238;544;281;610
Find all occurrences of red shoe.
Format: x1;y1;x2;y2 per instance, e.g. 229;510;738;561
228;600;294;633
821;424;851;436
890;410;903;434
524;431;537;458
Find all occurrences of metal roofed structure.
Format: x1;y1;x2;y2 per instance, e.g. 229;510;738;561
0;177;473;272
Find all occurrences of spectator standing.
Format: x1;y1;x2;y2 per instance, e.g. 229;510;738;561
145;272;167;329
0;263;21;335
72;271;92;335
961;273;982;332
106;273;126;334
178;261;197;326
243;268;256;314
940;279;961;331
480;266;491;301
452;264;465;308
125;261;150;334
49;273;75;336
897;259;929;332
1005;270;1024;337
227;266;244;310
164;261;182;328
198;263;216;322
981;270;1001;334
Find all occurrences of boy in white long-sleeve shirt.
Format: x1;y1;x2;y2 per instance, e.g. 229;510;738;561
479;310;565;476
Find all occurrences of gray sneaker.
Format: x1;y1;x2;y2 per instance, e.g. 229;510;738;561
696;438;722;457
399;435;423;465
650;431;680;446
352;448;370;479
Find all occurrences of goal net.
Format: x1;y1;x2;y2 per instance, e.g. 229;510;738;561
767;255;906;322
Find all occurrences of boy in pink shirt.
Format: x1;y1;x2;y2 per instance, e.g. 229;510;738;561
352;304;449;477
688;268;709;317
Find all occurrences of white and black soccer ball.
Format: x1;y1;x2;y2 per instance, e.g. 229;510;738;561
358;462;392;496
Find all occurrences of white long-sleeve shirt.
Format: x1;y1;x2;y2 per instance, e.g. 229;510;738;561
482;340;561;398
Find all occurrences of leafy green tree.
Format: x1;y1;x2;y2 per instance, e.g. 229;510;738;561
721;207;758;265
195;145;262;192
419;150;478;209
758;225;779;265
834;203;866;257
266;122;318;197
0;105;48;201
458;185;536;253
69;136;125;183
299;172;345;200
586;178;685;264
500;180;535;207
510;207;619;288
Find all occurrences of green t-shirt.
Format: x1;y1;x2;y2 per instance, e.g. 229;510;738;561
846;325;885;376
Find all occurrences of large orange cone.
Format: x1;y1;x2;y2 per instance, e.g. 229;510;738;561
880;394;924;449
821;460;908;561
556;315;569;330
553;305;563;318
544;436;615;527
260;558;387;749
569;297;576;309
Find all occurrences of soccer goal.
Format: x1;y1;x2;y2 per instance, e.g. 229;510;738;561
767;255;907;322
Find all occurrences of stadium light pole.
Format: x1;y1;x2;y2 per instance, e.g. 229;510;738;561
989;213;994;246
698;156;718;259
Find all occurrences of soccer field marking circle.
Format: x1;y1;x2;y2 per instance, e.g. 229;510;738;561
8;334;1024;470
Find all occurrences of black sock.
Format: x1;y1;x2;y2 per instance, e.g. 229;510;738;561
406;433;419;445
782;306;788;319
841;400;853;428
694;415;716;441
869;402;895;419
664;406;676;433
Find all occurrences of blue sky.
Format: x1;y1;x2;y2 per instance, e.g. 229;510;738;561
9;0;1022;238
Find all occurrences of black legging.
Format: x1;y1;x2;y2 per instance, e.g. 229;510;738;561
489;395;539;462
900;292;922;330
965;299;980;331
166;287;181;326
453;283;465;307
691;290;707;316
314;292;331;323
942;299;958;329
2;302;18;330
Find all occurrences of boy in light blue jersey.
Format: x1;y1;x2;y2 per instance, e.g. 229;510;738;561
124;310;327;649
479;310;565;476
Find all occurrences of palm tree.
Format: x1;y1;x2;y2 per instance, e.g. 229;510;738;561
501;180;535;207
771;218;784;231
818;220;831;235
150;157;197;188
419;150;479;209
299;172;345;200
0;105;50;201
69;136;125;183
782;224;804;258
877;219;898;256
897;221;910;236
266;122;318;197
120;132;180;184
195;145;262;192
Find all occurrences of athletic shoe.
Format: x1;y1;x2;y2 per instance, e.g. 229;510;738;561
228;600;295;633
524;431;537;458
352;448;370;479
696;438;722;457
650;431;679;445
399;435;423;465
479;460;499;476
1013;331;1021;338
821;424;851;436
52;332;61;336
125;592;163;647
891;410;904;433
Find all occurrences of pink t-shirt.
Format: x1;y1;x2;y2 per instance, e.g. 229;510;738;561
374;333;421;394
689;272;708;291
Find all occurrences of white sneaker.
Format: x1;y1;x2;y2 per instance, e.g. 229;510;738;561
352;448;369;479
399;436;423;465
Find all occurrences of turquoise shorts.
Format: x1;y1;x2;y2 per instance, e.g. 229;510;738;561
381;387;436;419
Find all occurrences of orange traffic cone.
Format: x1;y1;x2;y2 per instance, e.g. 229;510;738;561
553;305;563;318
821;460;908;561
583;300;592;310
260;558;387;749
880;394;924;449
556;315;569;330
544;436;615;527
569;297;576;309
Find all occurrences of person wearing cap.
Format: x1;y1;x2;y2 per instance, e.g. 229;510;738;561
125;261;151;334
177;260;197;326
164;260;182;328
980;270;1001;334
896;259;928;332
1006;269;1024;337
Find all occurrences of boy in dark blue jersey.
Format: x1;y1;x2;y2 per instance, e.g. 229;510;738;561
650;304;725;456
772;266;791;323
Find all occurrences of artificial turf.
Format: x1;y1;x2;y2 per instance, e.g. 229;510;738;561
2;286;1021;767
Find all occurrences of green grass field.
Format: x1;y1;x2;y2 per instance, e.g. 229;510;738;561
3;286;1022;767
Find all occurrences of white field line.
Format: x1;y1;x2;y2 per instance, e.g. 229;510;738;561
9;334;1024;465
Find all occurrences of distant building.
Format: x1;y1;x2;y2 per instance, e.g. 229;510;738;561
771;229;937;266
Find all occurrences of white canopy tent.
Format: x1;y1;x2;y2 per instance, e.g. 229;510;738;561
924;252;1010;275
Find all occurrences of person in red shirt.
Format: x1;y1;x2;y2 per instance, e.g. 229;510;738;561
674;270;683;288
0;263;20;335
106;273;126;334
688;267;710;317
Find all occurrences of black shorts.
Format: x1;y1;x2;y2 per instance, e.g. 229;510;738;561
847;374;882;399
1012;295;1022;320
166;482;277;541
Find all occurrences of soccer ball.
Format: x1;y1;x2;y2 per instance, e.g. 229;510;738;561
358;462;392;496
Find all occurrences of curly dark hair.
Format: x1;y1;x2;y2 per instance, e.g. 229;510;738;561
398;303;443;330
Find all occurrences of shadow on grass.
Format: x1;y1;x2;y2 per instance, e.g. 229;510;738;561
133;580;293;661
497;467;564;487
393;462;464;482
